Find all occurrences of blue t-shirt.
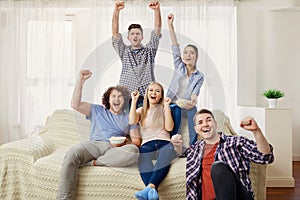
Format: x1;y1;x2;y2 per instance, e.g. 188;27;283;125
87;104;138;141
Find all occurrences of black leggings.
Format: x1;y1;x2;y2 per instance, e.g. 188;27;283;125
210;161;253;200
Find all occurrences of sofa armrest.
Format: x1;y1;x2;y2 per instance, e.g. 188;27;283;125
0;136;55;199
0;136;55;163
250;162;267;200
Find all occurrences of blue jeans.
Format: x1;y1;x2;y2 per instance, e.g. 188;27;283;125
210;161;253;200
170;104;197;145
138;140;177;187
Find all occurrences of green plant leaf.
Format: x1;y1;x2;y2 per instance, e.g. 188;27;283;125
262;89;284;99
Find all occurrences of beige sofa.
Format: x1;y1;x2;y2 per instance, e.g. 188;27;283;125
0;109;266;200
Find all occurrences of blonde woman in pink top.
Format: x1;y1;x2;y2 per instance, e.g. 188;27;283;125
129;82;178;200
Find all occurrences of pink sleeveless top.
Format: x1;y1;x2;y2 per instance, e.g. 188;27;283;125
137;107;170;145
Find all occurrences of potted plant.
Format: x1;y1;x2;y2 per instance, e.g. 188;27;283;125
262;89;284;108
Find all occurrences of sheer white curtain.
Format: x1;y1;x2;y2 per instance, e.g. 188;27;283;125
0;0;236;144
0;0;71;144
162;1;237;116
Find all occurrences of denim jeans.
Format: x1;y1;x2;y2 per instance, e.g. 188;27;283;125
170;103;197;145
210;161;253;200
138;140;177;187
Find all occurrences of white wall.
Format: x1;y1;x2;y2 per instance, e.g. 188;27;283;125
237;0;300;161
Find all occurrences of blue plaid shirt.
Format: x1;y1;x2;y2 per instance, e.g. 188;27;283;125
186;133;274;200
112;31;161;96
167;45;204;101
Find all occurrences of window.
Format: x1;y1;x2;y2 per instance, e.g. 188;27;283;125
26;19;75;135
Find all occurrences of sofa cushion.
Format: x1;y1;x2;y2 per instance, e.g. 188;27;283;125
32;148;186;200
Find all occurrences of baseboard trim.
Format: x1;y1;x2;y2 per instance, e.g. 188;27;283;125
292;155;300;161
266;177;295;187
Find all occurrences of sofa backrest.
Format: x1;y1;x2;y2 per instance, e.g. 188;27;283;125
38;109;90;148
211;109;237;136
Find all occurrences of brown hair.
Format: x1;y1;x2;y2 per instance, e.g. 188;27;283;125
102;85;130;110
128;24;143;35
193;108;215;124
140;82;164;128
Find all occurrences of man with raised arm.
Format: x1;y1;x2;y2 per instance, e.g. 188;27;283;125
171;109;274;200
112;0;162;108
57;69;141;200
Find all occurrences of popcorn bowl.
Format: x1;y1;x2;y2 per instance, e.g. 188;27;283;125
109;136;126;145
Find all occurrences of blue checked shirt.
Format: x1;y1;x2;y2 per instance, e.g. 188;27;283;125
112;31;161;96
167;45;204;101
186;133;274;200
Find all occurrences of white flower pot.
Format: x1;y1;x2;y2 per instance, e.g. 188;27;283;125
267;98;278;108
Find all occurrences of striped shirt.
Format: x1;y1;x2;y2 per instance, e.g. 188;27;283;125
186;133;274;200
167;45;204;101
112;31;161;96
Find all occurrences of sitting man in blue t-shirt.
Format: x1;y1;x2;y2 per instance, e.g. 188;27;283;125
57;69;141;200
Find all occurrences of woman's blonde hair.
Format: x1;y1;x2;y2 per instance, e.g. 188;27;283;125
140;82;165;129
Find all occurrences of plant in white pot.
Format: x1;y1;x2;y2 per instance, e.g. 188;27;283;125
262;89;284;108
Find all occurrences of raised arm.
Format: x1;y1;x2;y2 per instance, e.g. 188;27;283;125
167;13;179;45
167;13;184;69
149;0;161;36
164;97;174;132
112;1;125;39
240;116;271;154
71;70;92;117
129;90;140;125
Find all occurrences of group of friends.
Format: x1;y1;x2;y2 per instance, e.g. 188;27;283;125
56;1;274;200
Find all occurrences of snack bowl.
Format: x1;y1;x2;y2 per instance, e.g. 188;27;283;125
109;136;126;145
176;99;192;108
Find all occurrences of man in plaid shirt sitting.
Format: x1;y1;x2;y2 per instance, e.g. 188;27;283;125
171;109;274;200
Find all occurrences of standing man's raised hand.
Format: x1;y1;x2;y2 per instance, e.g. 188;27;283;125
149;0;160;10
149;0;161;36
115;0;125;11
